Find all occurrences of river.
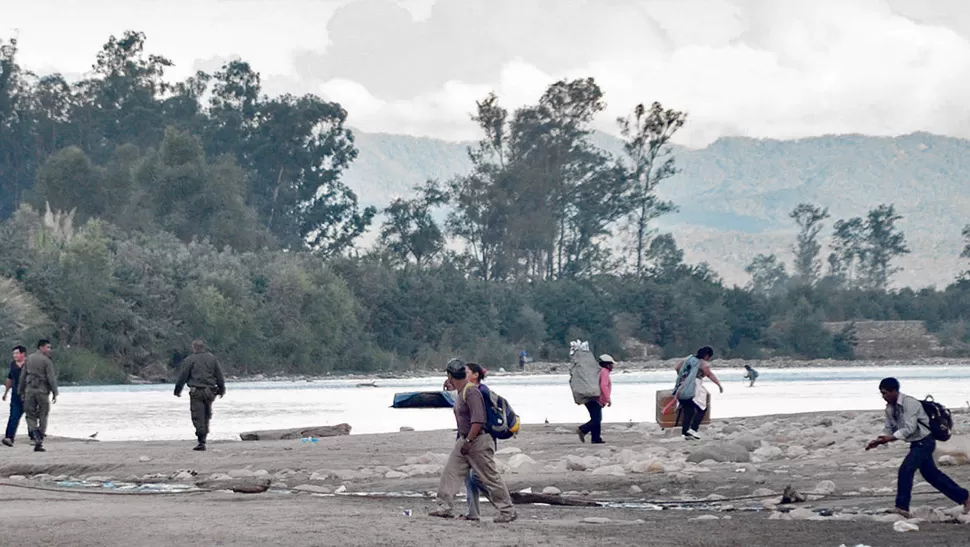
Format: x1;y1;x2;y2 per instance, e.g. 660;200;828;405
35;365;970;441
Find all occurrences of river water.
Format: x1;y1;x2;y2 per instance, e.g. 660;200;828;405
36;365;970;441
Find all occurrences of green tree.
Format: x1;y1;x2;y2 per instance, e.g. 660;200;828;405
617;102;684;276
32;147;107;221
745;253;788;297
380;180;448;268
861;204;909;290
828;217;866;287
789;203;829;285
0;38;38;220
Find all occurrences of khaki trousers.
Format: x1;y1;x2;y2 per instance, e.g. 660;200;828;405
23;390;50;441
436;435;514;516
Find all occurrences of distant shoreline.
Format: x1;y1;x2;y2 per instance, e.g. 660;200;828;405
115;356;970;387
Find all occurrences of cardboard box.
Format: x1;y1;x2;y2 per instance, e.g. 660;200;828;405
656;389;711;429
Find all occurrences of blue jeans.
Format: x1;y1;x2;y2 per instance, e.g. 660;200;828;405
896;437;969;510
465;471;486;518
5;395;24;440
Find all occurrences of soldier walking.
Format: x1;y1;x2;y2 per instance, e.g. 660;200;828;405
18;339;58;452
173;339;225;451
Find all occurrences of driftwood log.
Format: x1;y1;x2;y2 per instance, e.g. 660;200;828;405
510;492;599;507
196;478;272;494
239;423;352;441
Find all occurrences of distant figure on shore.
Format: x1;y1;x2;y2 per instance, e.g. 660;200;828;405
518;349;527;370
744;365;759;387
174;339;225;451
672;346;722;441
866;377;970;518
429;359;516;523
2;345;28;447
577;354;613;444
18;339;58;452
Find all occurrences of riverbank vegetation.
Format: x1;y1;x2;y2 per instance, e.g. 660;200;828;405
1;33;969;382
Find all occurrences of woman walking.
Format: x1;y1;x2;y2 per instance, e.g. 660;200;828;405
577;354;614;444
672;346;722;440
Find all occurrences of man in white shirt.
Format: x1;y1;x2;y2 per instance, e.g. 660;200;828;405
866;377;970;517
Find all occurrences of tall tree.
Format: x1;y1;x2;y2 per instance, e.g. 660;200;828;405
861;204;909;291
745;253;788;297
828;217;866;286
962;224;970;260
0;38;37;220
790;203;829;285
380;180;448;268
617;102;684;276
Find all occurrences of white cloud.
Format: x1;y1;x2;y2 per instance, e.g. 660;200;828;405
6;0;970;145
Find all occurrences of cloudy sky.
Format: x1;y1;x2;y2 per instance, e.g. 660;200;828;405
6;0;970;146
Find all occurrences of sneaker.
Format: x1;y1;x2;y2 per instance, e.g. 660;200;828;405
193;443;206;451
34;444;45;452
591;439;605;444
428;509;455;519
1;438;12;447
889;507;912;519
494;512;517;524
687;429;702;440
576;428;586;443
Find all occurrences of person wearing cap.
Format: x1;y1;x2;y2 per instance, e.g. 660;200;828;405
577;354;614;444
429;358;517;523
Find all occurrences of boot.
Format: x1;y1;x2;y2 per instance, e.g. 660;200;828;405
193;433;206;451
34;433;45;452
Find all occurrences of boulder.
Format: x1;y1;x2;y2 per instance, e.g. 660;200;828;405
733;436;762;452
239;423;351;441
629;460;664;474
753;445;784;461
565;455;588;471
789;508;815;520
815;480;837;495
228;469;254;479
629;485;643;494
591;465;626;476
507;453;537;469
691;515;719;521
309;472;330;482
333;469;360;481
541;486;562;495
385;470;407;479
752;488;777;497
196;477;271;494
786;445;809;459
138;455;152;463
686;442;751;463
417;452;449;465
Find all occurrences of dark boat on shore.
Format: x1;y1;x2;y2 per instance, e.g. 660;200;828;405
392;391;456;409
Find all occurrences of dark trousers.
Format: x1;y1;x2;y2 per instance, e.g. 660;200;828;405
579;400;603;442
679;400;704;436
189;387;215;442
5;395;24;440
896;437;969;510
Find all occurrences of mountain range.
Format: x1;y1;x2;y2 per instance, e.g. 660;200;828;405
342;130;970;288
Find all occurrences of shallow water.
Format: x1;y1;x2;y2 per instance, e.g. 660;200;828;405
36;365;970;441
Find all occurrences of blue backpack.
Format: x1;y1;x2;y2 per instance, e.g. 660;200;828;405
464;384;520;440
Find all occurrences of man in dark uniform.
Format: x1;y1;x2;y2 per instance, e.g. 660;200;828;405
17;339;58;452
174;339;226;451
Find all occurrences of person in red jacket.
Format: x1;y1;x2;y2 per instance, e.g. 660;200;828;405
577;354;614;444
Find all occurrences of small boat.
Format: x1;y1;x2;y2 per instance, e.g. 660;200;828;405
392;391;456;409
356;381;378;388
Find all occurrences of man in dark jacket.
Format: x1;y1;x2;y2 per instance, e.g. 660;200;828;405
174;339;225;451
17;339;58;452
2;345;28;447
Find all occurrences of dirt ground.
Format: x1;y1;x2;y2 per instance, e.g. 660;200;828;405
2;412;970;546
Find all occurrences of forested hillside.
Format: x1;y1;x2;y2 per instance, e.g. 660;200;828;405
2;33;970;383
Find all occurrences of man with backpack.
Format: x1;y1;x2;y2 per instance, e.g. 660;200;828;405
865;377;970;517
429;358;516;523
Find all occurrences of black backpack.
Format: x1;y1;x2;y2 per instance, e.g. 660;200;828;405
919;396;953;442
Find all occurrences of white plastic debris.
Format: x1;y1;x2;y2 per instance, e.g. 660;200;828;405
893;520;919;532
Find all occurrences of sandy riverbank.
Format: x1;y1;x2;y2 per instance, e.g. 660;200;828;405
3;410;970;546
